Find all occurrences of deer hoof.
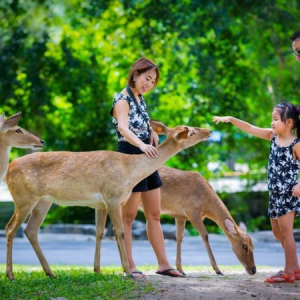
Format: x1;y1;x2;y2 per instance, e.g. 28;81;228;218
216;271;223;275
47;273;56;279
7;274;15;281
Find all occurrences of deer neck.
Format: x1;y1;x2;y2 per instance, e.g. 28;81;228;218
208;196;238;241
0;145;11;182
128;140;180;185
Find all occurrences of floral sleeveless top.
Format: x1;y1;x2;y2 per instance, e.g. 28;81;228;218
110;93;151;142
268;136;300;194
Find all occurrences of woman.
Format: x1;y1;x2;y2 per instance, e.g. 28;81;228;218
110;57;184;278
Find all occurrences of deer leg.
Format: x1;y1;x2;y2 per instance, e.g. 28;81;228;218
188;214;222;275
107;204;131;276
24;200;55;278
6;201;37;281
94;209;107;273
175;218;186;274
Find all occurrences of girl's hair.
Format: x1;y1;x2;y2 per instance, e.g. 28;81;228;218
275;102;300;137
290;31;300;41
127;57;159;88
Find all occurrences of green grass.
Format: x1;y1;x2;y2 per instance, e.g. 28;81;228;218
0;264;279;300
0;265;154;300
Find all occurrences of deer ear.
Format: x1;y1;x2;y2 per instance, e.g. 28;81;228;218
150;120;169;135
239;222;247;233
1;112;22;133
224;217;237;235
174;127;189;141
0;113;5;123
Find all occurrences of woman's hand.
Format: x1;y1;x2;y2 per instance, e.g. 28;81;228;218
150;129;159;147
138;142;158;159
213;116;232;124
292;183;300;197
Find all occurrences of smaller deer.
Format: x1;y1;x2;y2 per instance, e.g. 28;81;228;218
142;166;256;275
5;120;211;280
0;112;44;183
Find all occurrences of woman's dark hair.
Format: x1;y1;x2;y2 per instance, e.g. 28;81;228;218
290;31;300;41
275;102;300;137
127;57;159;88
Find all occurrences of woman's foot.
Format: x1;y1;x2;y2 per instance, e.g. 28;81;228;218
156;268;185;277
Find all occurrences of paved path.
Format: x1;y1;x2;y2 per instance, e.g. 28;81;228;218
0;233;298;268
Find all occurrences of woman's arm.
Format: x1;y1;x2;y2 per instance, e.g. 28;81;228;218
213;116;274;141
150;127;159;147
113;100;158;158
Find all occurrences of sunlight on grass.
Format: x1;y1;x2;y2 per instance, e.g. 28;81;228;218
0;265;154;300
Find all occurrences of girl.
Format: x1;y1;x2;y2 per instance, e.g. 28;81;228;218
213;102;300;283
110;57;184;278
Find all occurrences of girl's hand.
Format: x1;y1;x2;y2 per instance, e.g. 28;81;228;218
138;142;158;159
292;183;300;197
150;129;159;147
213;116;232;124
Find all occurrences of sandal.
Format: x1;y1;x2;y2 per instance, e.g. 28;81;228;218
131;271;146;278
264;272;295;283
265;270;282;279
156;268;185;277
295;269;300;280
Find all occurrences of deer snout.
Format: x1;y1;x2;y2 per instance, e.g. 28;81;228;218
246;266;256;275
203;129;212;137
33;139;45;148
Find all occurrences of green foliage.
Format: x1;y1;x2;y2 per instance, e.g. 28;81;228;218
1;0;300;225
0;265;154;300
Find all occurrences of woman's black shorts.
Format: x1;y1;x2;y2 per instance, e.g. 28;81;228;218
117;140;163;192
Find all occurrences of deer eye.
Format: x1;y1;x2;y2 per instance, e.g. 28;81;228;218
242;244;248;251
15;128;22;133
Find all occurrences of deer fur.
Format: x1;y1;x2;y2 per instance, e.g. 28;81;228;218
0;112;44;183
5;120;211;280
149;166;257;275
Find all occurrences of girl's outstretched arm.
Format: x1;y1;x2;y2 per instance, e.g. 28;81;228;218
213;116;274;141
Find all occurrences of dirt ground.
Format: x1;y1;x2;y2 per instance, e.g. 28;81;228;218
141;268;300;300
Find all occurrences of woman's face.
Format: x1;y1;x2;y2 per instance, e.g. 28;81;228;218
134;69;157;95
292;38;300;63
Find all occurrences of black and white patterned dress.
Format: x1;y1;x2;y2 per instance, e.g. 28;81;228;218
267;136;300;219
110;93;150;142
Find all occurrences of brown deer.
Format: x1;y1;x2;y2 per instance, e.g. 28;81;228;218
0;112;44;183
150;166;256;275
5;120;211;280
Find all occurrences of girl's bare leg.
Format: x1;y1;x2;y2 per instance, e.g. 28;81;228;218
278;212;300;274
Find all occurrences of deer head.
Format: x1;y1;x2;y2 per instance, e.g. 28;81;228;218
151;120;211;149
224;218;256;275
0;112;44;150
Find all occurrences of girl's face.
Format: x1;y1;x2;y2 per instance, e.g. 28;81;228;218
134;69;157;95
271;109;287;135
